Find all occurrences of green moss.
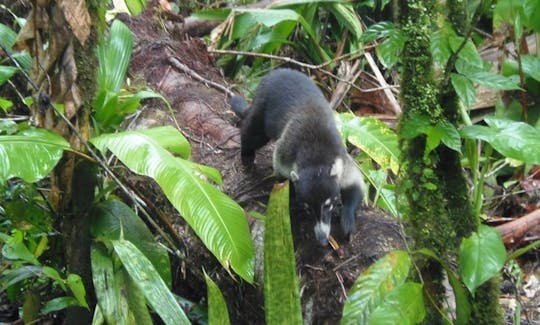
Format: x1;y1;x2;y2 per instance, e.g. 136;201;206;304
470;277;504;324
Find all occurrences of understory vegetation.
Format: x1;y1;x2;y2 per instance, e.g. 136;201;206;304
1;0;539;324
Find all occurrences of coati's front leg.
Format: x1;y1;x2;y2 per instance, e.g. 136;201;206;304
340;183;362;237
239;117;270;166
338;156;366;238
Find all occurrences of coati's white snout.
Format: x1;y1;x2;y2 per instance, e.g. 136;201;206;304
314;221;331;246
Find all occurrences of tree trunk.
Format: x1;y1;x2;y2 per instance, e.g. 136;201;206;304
20;1;99;322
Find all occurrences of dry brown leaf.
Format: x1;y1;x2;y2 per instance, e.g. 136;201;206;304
58;0;91;45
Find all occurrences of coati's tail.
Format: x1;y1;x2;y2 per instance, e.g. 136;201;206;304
230;96;249;118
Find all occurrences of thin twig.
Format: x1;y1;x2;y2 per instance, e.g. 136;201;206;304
168;56;235;97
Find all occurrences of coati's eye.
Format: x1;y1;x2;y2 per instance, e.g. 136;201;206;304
323;198;333;211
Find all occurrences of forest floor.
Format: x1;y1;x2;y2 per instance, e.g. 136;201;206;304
120;5;407;324
120;3;540;324
120;4;540;323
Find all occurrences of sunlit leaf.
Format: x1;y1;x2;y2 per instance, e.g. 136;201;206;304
337;114;399;174
91;129;255;283
341;250;411;324
91;244;130;325
0;66;17;85
461;116;540;164
0;128;69;183
41;297;81;314
467;71;520;90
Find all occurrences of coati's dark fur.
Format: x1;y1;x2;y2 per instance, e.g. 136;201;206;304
231;68;365;245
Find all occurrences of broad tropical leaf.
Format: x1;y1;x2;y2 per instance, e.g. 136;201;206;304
459;225;506;295
337;114;399;174
368;282;425;325
91;129;255;283
0;128;69;183
264;183;302;325
90;199;172;287
91;244;130;325
112;240;189;325
341;250;411;324
451;73;476;108
461;116;540;164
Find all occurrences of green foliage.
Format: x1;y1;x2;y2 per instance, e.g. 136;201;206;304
123;0;147;15
461;116;540;165
90;199;172;287
94;20;166;131
0;229;89;314
368;282;425;325
205;274;231;325
341;250;415;324
0;128;70;183
112;239;190;325
362;22;405;68
400;114;461;155
90;127;255;283
263;183;302;325
196;1;365;77
459;225;506;295
336;113;399;174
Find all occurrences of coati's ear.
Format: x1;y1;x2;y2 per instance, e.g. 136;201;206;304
330;157;343;177
290;170;300;182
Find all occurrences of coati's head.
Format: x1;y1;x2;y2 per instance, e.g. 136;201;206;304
290;158;343;245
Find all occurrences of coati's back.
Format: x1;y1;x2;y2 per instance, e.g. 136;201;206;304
252;69;332;139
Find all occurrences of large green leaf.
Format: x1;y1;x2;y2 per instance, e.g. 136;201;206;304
205;274;231;325
96;19;133;93
337;114;399;174
112;240;189;325
368;282;425;325
0;128;69;183
94;19;134;129
1;230;39;265
91;129;255;283
449;36;483;68
377;28;405;68
459;225;506;295
467;71;520;91
90;199;172;287
503;55;540;82
401;114;461;154
461;116;540;164
91;244;130;325
341;250;411;324
264;183;302;325
451;73;476;108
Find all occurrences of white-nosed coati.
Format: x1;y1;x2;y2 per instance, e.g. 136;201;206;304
231;68;366;245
